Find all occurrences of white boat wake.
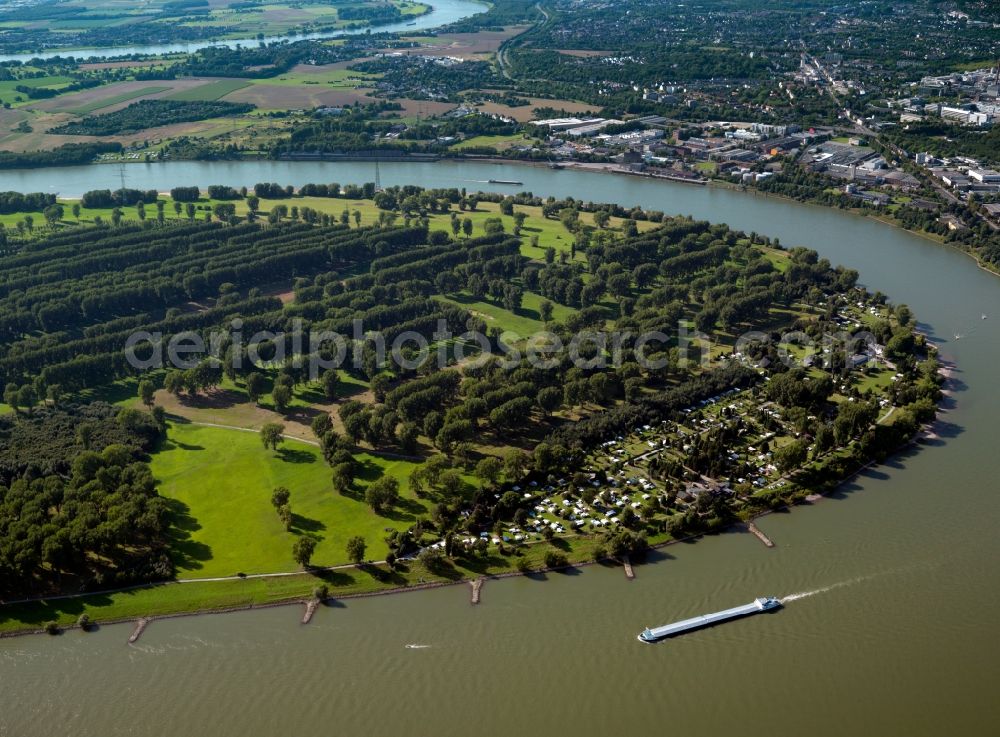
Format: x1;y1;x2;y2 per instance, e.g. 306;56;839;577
405;644;431;649
781;572;885;603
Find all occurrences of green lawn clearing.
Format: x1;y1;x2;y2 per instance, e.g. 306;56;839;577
151;422;424;578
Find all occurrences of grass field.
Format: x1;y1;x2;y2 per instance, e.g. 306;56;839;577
249;68;377;88
166;79;252;102
439;290;578;336
69;85;171;114
450;133;532;151
152;423;424;577
0;562;454;632
0;75;73;107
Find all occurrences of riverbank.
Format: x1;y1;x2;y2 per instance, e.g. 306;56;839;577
0;393;943;640
470;156;1000;280
2;150;994;287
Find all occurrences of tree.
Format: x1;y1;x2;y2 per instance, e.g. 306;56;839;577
896;304;912;327
311;413;333;439
365;476;400;513
502;448;529;480
138;380;155;408
475;456;503;487
439;469;464;499
272;384;292;414
544;550;569;569
246;372;267;404
774;439;808;473
271;486;291;509
71;203;81;220
46;384;63;406
419;547;447;573
16;385;36;413
3;384;18;413
462;217;473;237
539;299;554;323
213;202;236;222
76;423;94;450
483;217;504;235
43;204;63;227
607;529;647;559
321;369;339;400
332;461;355;494
260;422;285;451
607;273;631;298
537;386;562;416
398;421;420;454
533;442;556;471
346;535;366;564
834;401;877;445
343;412;368;444
277;503;292;529
292;536;317;567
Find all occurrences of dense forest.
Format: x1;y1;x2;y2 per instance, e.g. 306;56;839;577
51;100;256;137
0;142;123;170
274;103;519;156
0;402;171;597
884;122;1000;165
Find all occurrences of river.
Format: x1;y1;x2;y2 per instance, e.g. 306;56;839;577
0;0;488;64
1;160;998;737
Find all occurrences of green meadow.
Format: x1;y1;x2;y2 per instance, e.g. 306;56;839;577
152;422;425;578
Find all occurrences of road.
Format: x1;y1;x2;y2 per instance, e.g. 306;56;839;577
497;3;550;81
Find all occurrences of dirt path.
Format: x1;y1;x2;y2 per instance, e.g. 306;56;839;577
184;419;320;447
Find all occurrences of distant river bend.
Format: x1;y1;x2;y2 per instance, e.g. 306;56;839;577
0;0;489;63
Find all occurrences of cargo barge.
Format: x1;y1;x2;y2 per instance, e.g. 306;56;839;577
638;597;781;643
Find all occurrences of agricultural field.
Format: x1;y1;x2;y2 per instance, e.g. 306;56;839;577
69;85;173;114
165;79;252;102
29;79;205;114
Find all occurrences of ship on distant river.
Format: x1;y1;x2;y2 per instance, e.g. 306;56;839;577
639;597;782;643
